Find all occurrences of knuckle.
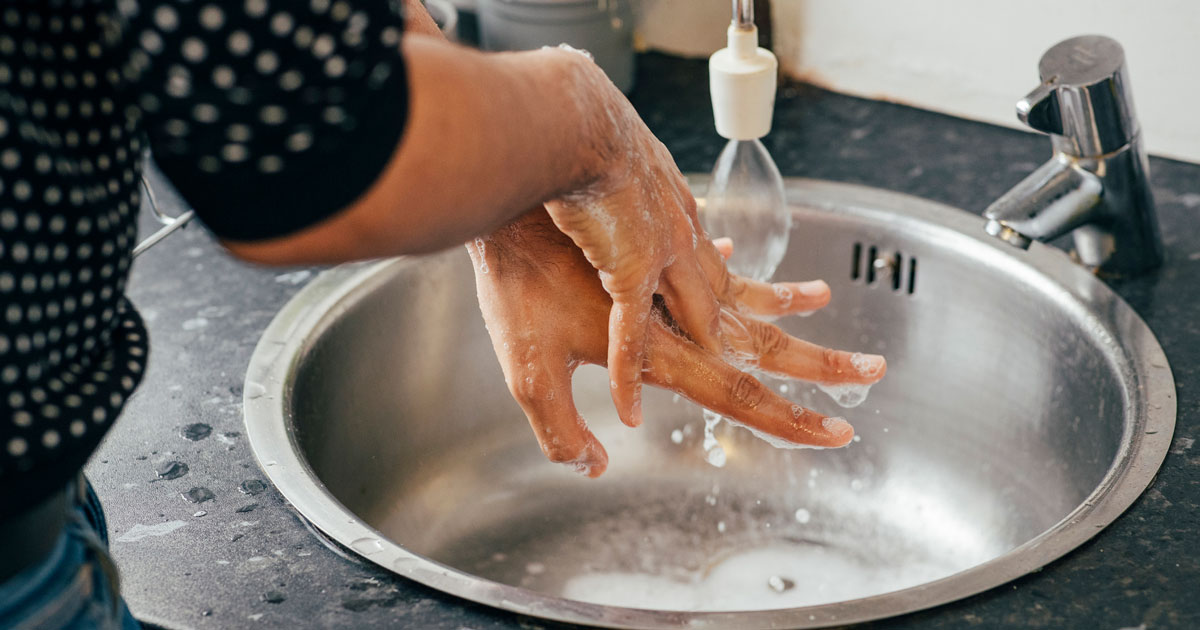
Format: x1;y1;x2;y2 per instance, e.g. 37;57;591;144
728;372;768;410
821;348;846;379
510;373;541;407
750;321;790;356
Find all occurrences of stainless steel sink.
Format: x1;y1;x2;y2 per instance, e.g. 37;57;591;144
244;178;1175;629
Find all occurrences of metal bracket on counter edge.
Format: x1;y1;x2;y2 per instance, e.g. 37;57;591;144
133;150;196;258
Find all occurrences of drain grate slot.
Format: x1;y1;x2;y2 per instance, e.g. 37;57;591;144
849;241;919;296
891;252;903;292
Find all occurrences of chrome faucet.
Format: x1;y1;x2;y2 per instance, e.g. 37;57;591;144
983;35;1162;277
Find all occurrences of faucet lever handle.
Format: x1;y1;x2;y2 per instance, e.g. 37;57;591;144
1017;82;1062;136
1018;35;1139;157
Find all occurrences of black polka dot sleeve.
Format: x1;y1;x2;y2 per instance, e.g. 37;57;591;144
124;0;410;241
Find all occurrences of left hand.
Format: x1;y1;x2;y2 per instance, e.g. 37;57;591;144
467;209;886;477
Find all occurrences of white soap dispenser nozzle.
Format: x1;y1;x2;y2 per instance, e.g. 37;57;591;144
709;20;778;141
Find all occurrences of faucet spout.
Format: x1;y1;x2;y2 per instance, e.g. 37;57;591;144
984;155;1103;249
981;35;1162;277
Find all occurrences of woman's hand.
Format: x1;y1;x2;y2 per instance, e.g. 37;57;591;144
468;209;885;477
542;53;840;431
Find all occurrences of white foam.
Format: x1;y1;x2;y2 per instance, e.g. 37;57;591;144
560;543;956;611
771;284;793;308
815;382;873;408
849;352;884;377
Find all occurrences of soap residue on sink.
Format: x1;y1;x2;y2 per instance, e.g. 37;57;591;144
559;543;955;611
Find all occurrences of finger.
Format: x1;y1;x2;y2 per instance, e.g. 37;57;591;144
505;356;609;477
643;322;854;448
721;312;887;385
660;258;722;353
726;276;832;318
712;237;733;260
686;235;829;316
607;290;655;428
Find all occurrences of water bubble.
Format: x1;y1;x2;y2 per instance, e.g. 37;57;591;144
670;429;684;444
717;521;726;533
850;479;864;491
350;537;384;555
245;382;267;399
525;562;546;575
794;508;811;524
778;384;789;394
193;510;207;517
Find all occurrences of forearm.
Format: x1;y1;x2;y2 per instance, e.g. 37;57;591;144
225;37;607;265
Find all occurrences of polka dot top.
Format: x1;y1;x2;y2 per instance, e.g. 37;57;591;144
1;0;409;517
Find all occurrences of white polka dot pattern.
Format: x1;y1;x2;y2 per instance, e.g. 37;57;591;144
0;0;408;512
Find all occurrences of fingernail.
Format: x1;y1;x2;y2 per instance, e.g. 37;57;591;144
849;353;886;378
797;280;829;297
822;416;853;440
629;386;643;427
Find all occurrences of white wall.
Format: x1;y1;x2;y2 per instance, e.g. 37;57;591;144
633;0;729;57
636;0;1200;163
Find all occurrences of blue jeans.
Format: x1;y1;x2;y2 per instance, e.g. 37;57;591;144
0;479;141;630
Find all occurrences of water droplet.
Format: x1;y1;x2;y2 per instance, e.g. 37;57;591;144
245;382;267;399
525;562;545;575
670;429;683;444
794;508;811;524
182;487;215;504
181;423;212;441
392;556;418;573
767;575;795;593
155;460;189;480
193;510;207;517
815;382;872;408
701;409;726;468
350;537;384;555
239;479;267;495
850;479;864;491
717;520;726;533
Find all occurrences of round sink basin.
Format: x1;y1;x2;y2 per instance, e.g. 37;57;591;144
244;178;1175;629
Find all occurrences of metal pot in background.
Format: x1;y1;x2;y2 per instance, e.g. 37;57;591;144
423;0;461;40
478;0;635;92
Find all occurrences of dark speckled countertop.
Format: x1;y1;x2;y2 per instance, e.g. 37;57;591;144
88;53;1199;629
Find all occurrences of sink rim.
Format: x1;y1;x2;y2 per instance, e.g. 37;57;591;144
243;177;1176;629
